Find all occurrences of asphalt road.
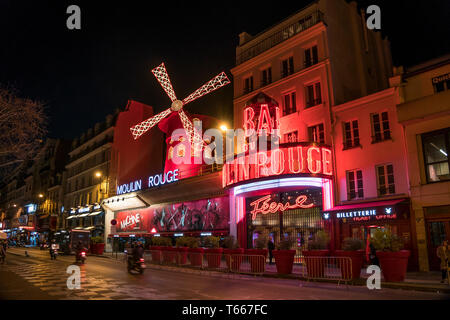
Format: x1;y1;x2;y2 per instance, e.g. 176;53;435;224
1;247;449;300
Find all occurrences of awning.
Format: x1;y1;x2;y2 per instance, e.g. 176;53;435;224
78;213;90;217
73;227;84;230
88;211;103;216
84;226;95;230
324;199;406;212
66;215;80;219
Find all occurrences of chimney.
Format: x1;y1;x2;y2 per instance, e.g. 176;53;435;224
239;32;252;46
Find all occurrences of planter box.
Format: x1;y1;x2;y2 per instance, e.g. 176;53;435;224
245;249;268;273
376;250;410;282
162;247;177;264
302;250;329;278
223;248;244;271
335;250;364;280
90;243;105;255
176;247;189;264
188;248;204;266
150;246;162;263
273;250;296;274
205;248;223;268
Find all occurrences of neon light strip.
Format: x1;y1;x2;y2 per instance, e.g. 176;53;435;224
233;177;325;196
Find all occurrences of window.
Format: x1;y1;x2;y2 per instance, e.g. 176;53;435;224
346;170;364;200
281;57;294;78
304;45;318;67
376;164;395;196
371;111;391;143
305;82;322;108
284;131;298;143
282;91;296;116
261;67;272;86
422;128;450;182
243;76;254;94
343;120;360;149
308;123;325;144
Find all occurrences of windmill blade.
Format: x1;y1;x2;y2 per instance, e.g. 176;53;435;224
151;63;177;102
130;108;173;140
182;72;230;105
178;109;206;149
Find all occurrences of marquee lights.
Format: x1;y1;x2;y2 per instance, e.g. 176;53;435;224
249;194;314;220
223;145;333;188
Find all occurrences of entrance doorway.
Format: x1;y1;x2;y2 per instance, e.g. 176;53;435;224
426;219;450;271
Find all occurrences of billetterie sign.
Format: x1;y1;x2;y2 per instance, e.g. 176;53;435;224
116;169;179;195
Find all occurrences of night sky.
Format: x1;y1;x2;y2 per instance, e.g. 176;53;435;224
1;0;449;139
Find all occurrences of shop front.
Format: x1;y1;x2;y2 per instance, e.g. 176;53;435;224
108;195;230;252
65;203;104;237
323;198;415;269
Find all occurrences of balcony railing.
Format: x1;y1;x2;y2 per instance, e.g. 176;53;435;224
236;10;325;65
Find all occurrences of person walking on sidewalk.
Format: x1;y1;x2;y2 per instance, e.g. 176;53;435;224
0;240;6;264
437;240;449;284
267;237;275;265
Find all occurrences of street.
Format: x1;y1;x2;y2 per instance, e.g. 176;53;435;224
1;248;449;300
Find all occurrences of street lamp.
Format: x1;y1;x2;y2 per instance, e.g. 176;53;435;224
220;124;227;132
95;171;102;178
38;194;44;198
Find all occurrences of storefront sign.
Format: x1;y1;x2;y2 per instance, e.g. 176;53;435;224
117;179;142;195
116;169;180;195
223;144;333;188
432;72;450;84
78;206;91;214
25;203;37;214
119;212;142;231
250;194;314;220
327;207;396;222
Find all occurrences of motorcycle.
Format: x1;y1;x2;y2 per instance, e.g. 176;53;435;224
75;250;87;265
127;256;145;274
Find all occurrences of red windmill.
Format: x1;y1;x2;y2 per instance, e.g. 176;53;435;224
130;63;231;179
130;63;230;146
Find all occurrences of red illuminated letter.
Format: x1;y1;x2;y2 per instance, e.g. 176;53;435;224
322;147;333;175
257;104;272;135
243;107;255;137
288;146;304;174
255;152;270;178
270;148;285;175
307;146;321;174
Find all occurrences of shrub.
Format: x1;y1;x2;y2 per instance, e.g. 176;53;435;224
308;231;330;250
175;237;189;247
277;239;294;250
151;236;172;247
370;229;403;252
203;236;220;248
90;236;104;244
254;234;268;249
222;236;239;249
185;237;200;249
342;238;364;251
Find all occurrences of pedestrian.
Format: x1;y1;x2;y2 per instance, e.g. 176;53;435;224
437;240;449;284
369;242;379;266
0;241;6;264
267;237;275;265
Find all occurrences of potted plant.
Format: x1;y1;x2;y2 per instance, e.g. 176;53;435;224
90;236;105;255
175;237;189;264
222;236;244;271
273;239;296;274
203;236;222;268
186;237;203;267
245;233;268;273
371;229;410;282
335;238;365;280
302;231;330;278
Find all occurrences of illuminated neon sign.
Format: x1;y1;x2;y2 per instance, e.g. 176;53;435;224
249;194;314;220
148;169;179;187
223;145;333;188
326;207;396;222
116;169;180;195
